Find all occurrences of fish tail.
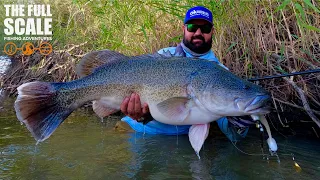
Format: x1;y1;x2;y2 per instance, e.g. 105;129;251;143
14;81;74;143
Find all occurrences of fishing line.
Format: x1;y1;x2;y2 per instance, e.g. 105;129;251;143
232;140;301;170
230;124;301;168
231;141;266;156
231;140;297;157
230;122;268;157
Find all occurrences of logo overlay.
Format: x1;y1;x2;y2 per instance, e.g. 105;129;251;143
190;10;210;18
3;4;53;56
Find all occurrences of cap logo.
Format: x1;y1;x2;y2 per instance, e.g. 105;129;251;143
189;10;209;18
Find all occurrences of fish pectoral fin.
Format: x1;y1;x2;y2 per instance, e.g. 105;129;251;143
188;124;210;159
76;50;128;77
92;100;119;118
156;97;191;121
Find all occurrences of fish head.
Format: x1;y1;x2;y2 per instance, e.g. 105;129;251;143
197;69;271;117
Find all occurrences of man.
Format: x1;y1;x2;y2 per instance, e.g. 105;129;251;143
116;6;252;142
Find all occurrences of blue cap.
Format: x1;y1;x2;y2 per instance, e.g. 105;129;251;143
184;6;213;24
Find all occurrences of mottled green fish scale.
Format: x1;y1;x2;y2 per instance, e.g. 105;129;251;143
54;56;266;110
60;58;193;102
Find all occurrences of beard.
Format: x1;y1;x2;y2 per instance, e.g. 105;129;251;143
183;35;212;54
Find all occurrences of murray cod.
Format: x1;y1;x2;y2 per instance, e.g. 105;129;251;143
14;50;271;156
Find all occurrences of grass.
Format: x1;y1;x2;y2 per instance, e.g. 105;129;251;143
0;0;320;130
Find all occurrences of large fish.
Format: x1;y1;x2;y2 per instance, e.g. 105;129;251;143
14;50;271;156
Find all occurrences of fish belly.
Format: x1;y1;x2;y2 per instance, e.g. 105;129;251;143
148;103;221;125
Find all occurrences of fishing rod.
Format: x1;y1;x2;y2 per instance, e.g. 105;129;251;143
247;69;320;82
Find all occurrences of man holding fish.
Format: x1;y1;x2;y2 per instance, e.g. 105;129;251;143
118;6;254;142
15;6;272;156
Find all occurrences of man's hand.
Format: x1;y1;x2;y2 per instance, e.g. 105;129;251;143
120;93;150;122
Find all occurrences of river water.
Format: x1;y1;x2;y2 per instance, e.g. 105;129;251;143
0;98;320;180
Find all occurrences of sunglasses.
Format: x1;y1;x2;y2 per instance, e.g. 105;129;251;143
186;24;213;34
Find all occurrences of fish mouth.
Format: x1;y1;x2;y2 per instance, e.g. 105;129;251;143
235;95;271;114
246;106;270;114
244;95;271;114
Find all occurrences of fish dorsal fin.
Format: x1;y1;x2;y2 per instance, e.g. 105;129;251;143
131;53;171;59
76;49;128;77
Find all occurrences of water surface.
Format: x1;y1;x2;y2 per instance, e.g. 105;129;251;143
1;98;319;179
